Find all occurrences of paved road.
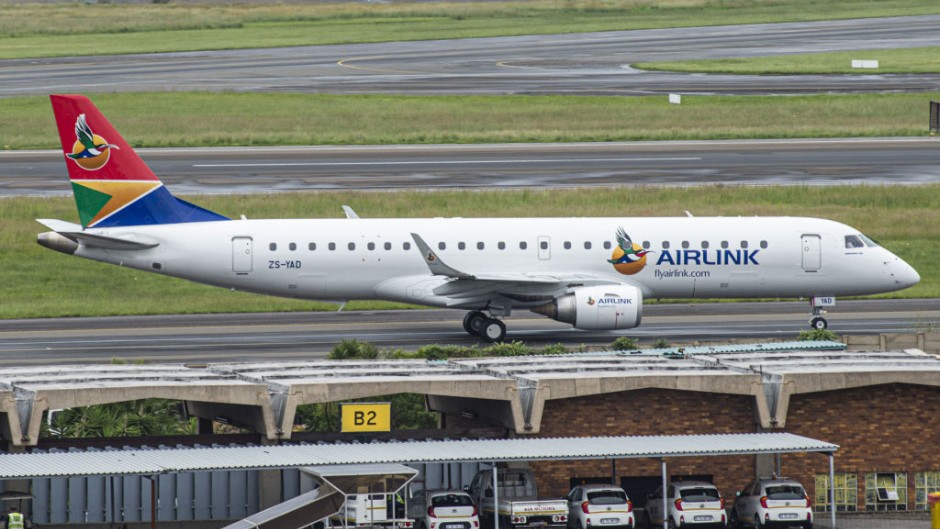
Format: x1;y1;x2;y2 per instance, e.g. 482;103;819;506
3;16;940;97
5;138;940;196
1;299;936;365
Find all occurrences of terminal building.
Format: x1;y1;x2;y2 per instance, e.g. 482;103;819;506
1;343;938;527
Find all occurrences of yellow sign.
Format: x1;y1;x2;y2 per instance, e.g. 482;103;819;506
341;402;391;432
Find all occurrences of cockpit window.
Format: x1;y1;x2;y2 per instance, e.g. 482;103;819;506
844;235;865;249
858;234;879;247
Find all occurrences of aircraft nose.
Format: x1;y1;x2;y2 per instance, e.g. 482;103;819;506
891;258;920;288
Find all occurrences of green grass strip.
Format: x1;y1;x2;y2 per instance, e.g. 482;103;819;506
636;46;940;74
2;91;939;151
3;186;936;319
2;0;940;59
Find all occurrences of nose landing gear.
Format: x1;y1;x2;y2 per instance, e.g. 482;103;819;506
462;310;507;343
808;296;834;330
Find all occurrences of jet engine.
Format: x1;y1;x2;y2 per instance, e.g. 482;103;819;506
531;285;642;330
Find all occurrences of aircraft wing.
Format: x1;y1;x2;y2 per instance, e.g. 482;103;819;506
406;233;646;308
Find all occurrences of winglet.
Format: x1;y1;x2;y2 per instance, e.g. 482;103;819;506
410;233;474;279
342;205;360;219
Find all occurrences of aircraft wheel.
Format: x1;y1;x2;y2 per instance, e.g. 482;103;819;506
478;318;507;343
810;316;828;330
463;311;487;335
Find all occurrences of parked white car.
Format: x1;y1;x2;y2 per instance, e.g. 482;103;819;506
409;490;480;529
730;477;812;529
643;481;726;529
566;484;635;529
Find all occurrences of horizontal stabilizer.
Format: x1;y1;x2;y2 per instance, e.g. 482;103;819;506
36;218;159;250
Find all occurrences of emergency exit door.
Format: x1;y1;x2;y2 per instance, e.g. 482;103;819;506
232;237;253;274
801;234;821;272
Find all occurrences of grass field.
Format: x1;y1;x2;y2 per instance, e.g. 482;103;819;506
2;91;939;150
636;46;940;74
2;185;934;319
2;0;940;59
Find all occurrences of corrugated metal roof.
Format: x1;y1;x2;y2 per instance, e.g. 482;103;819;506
0;433;836;479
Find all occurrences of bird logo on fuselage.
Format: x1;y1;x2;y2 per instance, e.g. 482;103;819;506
608;227;652;275
67;114;119;171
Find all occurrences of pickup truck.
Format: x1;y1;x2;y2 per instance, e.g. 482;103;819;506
408;489;480;529
466;468;567;529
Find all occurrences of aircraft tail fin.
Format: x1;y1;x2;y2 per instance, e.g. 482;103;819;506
50;94;228;228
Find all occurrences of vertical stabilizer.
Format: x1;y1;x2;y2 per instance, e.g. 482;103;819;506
50;94;228;228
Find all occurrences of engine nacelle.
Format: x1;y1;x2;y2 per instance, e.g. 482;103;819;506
531;285;643;330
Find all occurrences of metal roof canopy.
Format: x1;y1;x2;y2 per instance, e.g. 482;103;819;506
0;433;836;479
302;464;419;495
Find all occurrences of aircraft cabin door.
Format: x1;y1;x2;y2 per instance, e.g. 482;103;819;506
801;234;821;272
537;236;551;260
232;236;253;275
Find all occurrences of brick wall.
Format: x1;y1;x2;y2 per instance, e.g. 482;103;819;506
781;383;940;511
527;388;759;499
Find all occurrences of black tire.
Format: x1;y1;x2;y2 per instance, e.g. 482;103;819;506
643;513;652;529
478;318;507;343
464;311;487;334
752;518;762;529
728;509;739;529
810;316;828;330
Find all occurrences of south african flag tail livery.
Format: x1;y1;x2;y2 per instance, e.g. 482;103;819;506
49;94;228;228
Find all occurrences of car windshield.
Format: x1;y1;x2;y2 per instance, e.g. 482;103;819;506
587;490;628;504
679;488;720;502
766;485;805;500
432;494;474;507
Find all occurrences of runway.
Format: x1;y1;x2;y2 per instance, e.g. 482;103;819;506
4;138;940;196
3;16;940;97
1;299;936;366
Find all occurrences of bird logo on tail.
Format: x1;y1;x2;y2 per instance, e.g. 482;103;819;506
66;114;119;171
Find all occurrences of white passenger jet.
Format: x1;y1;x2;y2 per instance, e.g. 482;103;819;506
37;95;920;342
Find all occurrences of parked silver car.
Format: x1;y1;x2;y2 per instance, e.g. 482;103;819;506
644;481;726;529
729;477;812;529
566;484;635;529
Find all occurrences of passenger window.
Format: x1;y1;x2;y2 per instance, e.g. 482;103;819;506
520;241;528;250
289;243;297;251
760;240;768;249
584;241;592;250
403;242;411;251
604;241;612;250
348;242;356;251
328;242;336;251
308;242;316;251
540;241;548;250
845;235;865;249
701;241;709;249
721;241;729;249
498;242;506;250
564;241;571;250
384;242;392;250
367;242;375;251
741;241;749;249
681;241;690;249
438;242;446;250
642;241;650;249
477;242;485;250
458;242;466;250
269;243;277;251
662;241;670;250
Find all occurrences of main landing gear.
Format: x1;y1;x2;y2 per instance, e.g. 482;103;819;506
463;310;507;343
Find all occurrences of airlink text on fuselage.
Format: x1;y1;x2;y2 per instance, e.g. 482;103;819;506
655;249;760;266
